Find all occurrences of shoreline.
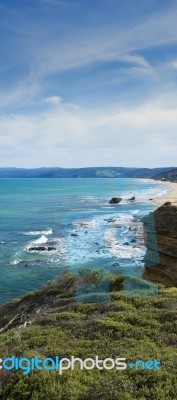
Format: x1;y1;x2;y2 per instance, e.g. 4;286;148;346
152;180;177;206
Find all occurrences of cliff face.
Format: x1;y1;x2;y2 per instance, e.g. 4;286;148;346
143;203;177;287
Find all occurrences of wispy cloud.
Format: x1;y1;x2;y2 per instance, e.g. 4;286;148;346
28;4;177;81
1;1;177;108
0;80;40;109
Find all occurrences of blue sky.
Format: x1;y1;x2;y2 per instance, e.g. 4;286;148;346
0;0;177;167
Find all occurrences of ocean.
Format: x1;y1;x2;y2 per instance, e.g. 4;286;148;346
0;178;170;304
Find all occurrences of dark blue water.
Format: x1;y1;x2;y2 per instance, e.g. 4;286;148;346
0;178;169;304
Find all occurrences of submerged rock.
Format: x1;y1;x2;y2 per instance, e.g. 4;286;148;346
112;262;120;267
128;196;135;201
71;233;79;237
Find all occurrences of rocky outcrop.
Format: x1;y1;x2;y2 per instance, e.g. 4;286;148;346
109;197;122;204
29;246;56;251
142;202;177;287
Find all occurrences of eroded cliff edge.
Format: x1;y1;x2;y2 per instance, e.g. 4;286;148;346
143;202;177;287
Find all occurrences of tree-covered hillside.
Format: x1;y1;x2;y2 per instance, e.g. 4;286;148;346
0;166;176;178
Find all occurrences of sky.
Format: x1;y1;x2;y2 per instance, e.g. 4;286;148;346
0;0;177;168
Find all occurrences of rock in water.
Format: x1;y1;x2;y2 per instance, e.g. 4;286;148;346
29;246;56;251
109;197;122;204
29;246;46;251
128;196;135;201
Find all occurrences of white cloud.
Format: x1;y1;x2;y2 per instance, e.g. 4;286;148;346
0;96;177;167
1;1;177;169
42;96;62;105
169;60;177;69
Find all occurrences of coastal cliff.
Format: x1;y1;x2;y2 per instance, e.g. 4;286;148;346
143;202;177;287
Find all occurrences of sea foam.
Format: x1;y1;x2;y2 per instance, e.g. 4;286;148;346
23;229;52;236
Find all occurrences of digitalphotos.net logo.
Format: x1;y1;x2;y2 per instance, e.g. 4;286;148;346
0;356;161;375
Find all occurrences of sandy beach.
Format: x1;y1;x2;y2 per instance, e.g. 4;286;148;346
153;181;177;206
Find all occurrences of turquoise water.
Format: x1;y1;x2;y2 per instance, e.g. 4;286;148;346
0;178;169;304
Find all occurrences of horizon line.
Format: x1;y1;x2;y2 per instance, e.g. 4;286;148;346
0;166;176;170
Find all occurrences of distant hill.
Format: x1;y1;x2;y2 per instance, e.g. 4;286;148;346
152;168;177;182
0;166;176;179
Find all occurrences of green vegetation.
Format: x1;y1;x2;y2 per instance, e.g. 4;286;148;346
153;168;177;182
95;170;119;177
0;271;177;399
